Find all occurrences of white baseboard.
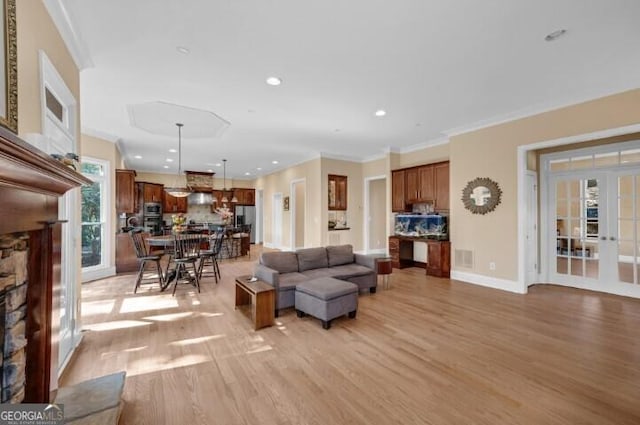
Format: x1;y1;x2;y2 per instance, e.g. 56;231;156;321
451;270;526;294
82;266;116;283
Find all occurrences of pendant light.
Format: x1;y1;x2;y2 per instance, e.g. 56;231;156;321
164;123;191;198
220;159;238;203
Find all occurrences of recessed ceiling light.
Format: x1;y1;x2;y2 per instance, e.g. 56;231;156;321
134;155;142;159
176;46;190;54
257;167;262;171
168;148;177;153
545;29;567;42
166;158;173;162
215;163;222;167
374;110;386;117
163;165;169;169
207;169;213;173
244;172;251;176
272;160;279;164
266;77;282;86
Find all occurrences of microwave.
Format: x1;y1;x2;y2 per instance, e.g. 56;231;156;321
144;202;162;217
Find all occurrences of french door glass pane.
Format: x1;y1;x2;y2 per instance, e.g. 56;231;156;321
617;174;639;285
81;176;103;269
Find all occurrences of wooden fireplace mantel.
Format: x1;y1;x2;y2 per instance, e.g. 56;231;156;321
0;125;91;402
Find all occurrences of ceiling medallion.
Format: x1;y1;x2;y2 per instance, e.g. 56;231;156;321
461;177;502;215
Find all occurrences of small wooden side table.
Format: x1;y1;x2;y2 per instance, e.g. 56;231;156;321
235;275;275;330
374;256;393;289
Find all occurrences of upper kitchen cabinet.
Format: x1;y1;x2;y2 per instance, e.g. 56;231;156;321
163;191;188;213
392;161;450;211
405;165;434;203
116;169;136;213
233;188;256;205
392;170;407;212
142;182;164;203
434;162;450;211
328;174;347;210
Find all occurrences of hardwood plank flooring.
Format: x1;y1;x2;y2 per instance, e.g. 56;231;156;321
61;247;640;425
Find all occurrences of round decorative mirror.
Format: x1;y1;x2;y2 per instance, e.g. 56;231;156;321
461;177;502;214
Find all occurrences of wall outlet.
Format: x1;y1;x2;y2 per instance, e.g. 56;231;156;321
489;262;496;271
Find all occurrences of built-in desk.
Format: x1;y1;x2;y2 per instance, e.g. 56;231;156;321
389;236;450;278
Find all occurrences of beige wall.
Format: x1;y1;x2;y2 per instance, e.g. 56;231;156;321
450;88;640;286
294;180;305;249
368;178;387;251
254;159;322;249
396;143;450;169
17;1;80;141
81;134;123;268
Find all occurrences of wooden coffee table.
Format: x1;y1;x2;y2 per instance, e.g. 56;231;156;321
235;276;275;330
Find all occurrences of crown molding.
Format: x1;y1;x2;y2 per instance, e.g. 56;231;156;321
444;87;640;138
43;0;94;70
398;135;449;153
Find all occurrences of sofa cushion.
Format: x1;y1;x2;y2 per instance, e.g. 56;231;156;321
327;245;355;267
300;268;341;280
279;272;308;290
260;252;299;273
296;247;328;272
330;264;374;280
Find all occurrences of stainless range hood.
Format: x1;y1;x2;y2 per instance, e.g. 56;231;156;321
187;192;213;205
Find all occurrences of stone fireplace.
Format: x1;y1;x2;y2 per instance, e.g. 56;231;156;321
0;232;29;403
0;126;90;403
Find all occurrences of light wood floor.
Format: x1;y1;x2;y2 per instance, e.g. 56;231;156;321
61;246;640;425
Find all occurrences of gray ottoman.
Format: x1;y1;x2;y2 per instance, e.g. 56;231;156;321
295;277;358;329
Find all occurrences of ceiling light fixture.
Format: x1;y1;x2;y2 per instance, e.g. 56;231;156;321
164;123;191;198
272;160;279;164
245;172;250;176
134;155;142;159
166;158;173;162
220;159;238;203
374;109;386;117
257;167;262;171
163;165;169;169
176;46;190;54
545;29;567;42
169;148;177;153
266;77;282;86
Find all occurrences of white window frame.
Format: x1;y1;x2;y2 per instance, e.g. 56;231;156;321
81;156;114;282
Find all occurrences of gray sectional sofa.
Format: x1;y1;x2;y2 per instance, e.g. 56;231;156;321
254;245;377;317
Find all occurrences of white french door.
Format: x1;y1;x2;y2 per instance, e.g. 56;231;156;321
548;168;640;297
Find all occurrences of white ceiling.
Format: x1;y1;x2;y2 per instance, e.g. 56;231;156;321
61;0;640;179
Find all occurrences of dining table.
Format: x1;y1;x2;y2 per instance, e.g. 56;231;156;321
146;234;211;290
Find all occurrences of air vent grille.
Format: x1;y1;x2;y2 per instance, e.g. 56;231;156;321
455;249;473;268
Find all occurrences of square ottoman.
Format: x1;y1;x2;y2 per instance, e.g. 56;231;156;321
295;277;358;329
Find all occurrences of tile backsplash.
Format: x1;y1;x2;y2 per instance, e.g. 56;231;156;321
163;204;223;224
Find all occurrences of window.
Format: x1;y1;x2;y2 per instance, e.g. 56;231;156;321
81;159;107;269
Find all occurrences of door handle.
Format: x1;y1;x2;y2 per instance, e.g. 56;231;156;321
600;236;607;240
610;236;616;241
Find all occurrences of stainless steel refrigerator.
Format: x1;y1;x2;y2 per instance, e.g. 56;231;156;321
235;205;256;243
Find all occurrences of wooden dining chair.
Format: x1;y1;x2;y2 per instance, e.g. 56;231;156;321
197;227;225;282
171;234;202;295
130;231;164;293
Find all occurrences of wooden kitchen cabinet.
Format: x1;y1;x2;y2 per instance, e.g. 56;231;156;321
116;169;136;213
427;240;450;278
434;162;449;211
211;190;223;210
163;191;188;213
392;170;407;212
406;165;434;203
116;232;139;273
143;183;164;203
328;174;347;210
233;188;255;205
392;161;449;210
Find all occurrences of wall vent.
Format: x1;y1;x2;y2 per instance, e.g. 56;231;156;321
455;249;473;268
